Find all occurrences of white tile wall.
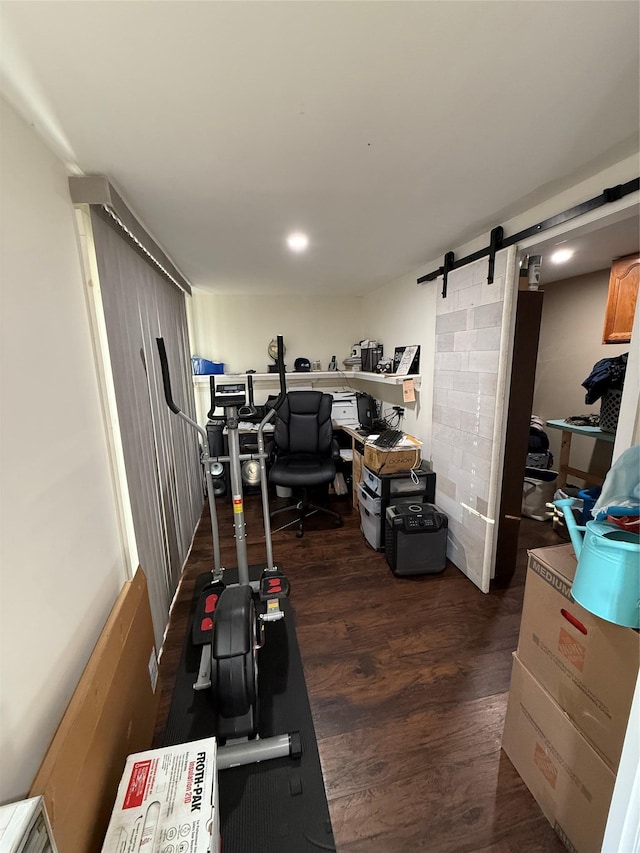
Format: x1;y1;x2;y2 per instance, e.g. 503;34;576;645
431;255;507;589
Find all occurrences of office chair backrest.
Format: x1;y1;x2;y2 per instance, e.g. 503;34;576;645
273;391;334;455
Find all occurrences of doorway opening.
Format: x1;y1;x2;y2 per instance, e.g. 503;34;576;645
494;205;639;583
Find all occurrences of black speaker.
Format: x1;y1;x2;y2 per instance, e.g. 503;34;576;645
205;423;265;499
206;419;229;498
238;433;262;495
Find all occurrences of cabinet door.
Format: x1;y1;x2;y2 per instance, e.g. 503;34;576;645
602;254;639;344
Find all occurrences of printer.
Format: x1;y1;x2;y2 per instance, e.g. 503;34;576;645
331;391;358;426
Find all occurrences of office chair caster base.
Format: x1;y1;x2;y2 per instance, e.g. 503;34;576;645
270;495;343;538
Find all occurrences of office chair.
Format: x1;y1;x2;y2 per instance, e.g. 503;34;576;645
268;391;343;538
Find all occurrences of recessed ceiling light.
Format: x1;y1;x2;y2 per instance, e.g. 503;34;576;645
551;248;574;264
286;232;309;253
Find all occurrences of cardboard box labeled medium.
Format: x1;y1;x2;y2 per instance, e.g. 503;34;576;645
519;544;639;770
363;443;421;475
502;655;615;853
101;738;218;853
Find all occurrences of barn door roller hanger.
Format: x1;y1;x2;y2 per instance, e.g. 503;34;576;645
418;178;639;298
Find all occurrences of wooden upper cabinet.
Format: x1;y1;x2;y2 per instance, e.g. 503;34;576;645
602;254;639;344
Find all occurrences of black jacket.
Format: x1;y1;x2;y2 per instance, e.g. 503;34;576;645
582;353;628;404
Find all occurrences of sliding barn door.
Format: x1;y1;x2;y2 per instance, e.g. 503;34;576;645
430;248;517;592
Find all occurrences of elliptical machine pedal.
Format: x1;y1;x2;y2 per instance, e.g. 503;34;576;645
191;579;226;646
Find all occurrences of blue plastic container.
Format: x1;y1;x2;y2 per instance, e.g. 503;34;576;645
578;486;602;524
191;357;224;375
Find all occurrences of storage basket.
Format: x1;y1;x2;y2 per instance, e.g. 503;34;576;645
552;486;582;539
526;450;553;470
522;468;558;521
599;387;622;433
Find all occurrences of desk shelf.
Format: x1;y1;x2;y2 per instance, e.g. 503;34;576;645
193;370;421;389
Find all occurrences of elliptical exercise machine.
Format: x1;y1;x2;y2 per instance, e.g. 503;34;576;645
156;336;300;770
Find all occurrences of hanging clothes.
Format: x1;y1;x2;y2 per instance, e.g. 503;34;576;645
582;353;628;404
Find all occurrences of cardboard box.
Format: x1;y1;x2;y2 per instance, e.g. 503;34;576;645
30;569;160;853
102;738;218;853
363;444;421;475
519;545;639;769
502;655;616;853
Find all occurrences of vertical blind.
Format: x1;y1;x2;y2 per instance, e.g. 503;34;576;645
90;208;203;648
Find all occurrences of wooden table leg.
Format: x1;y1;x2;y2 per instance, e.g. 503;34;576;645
558;430;571;488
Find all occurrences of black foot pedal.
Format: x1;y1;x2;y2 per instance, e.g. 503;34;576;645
259;568;290;602
192;580;226;646
289;731;303;760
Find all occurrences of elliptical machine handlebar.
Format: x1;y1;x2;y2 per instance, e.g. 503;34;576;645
156;337;208;445
156;336;221;572
157;337;181;415
257;335;286;569
273;334;287;408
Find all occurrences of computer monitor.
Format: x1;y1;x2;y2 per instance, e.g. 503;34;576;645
357;393;377;432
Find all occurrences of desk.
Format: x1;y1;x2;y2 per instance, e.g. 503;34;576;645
194;372;421;429
546;419;615;488
334;424;367;508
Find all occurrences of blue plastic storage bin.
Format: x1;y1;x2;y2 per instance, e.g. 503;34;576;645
191;357;224;375
578;486;602;524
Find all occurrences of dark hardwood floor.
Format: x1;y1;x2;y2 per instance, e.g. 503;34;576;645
154;492;567;852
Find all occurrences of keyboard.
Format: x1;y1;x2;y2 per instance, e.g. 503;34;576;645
373;429;404;449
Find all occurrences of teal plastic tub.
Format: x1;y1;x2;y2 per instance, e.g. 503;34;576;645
578;486;602;524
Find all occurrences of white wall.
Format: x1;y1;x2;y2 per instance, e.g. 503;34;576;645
533;270;629;482
360;267;437;447
0;98;126;802
188;291;365;381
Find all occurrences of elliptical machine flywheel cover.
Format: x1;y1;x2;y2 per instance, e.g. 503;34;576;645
211;585;258;719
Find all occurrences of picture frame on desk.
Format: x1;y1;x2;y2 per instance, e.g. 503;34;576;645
393;345;420;375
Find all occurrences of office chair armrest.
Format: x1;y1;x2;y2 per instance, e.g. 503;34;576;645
331;438;341;461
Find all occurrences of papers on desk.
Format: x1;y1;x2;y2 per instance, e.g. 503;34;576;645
236;421;274;432
339;448;354;461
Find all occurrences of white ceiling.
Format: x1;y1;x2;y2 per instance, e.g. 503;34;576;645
1;1;638;296
525;212;639;285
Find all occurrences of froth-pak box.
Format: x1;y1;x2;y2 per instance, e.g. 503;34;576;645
101;738;218;852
